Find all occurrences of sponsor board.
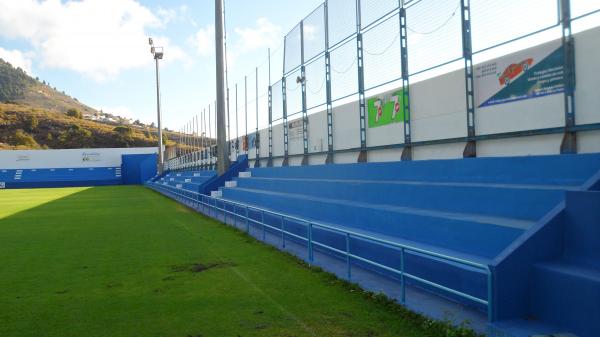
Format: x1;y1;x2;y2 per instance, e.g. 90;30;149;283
475;40;564;108
82;152;101;162
367;90;405;128
288;118;305;140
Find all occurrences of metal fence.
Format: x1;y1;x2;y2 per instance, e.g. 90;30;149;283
166;0;600;171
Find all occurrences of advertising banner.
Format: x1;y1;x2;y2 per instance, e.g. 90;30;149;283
367;90;405;128
288;118;304;140
247;133;258;149
475;40;564;108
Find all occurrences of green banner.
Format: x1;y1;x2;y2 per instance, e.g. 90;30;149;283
367;90;405;128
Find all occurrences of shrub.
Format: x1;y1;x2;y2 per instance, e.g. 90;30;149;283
11;129;39;148
66;108;82;119
59;124;92;148
24;115;38;132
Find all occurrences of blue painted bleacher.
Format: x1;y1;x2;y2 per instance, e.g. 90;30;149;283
152;170;217;195
214;154;600;336
147;153;600;336
1;167;123;189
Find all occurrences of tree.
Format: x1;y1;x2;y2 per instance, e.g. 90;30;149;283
11;129;39;148
24;115;38;132
59;124;92;148
113;125;134;146
66;108;82;119
162;133;168;145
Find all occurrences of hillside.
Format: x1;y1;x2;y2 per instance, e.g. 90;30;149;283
0;58;191;151
0;103;174;150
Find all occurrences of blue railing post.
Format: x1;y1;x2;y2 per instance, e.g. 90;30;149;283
245;206;250;233
281;216;286;248
346;233;351;281
233;204;237;228
308;222;313;263
261;210;266;241
400;247;406;304
487;266;494;322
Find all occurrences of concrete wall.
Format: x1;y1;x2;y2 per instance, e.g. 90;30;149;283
231;26;600;167
0;147;157;169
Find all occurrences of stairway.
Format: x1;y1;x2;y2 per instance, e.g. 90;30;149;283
528;191;600;337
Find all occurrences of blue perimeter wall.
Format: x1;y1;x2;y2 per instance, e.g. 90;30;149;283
121;154;157;185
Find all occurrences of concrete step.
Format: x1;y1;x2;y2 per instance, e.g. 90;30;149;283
239;171;251;178
211;190;222;198
224;180;237;188
530;261;600;337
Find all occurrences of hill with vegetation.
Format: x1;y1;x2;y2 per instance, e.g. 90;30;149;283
0;58;189;151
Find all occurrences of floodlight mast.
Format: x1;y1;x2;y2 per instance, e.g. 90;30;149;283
149;38;165;174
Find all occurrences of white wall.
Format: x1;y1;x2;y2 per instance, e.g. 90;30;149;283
0;147;157;169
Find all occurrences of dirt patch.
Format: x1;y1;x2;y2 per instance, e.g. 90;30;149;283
170;261;236;273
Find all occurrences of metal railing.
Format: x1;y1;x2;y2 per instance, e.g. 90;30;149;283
146;180;494;321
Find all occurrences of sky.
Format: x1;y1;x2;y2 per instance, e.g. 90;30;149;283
0;0;598;133
0;0;323;130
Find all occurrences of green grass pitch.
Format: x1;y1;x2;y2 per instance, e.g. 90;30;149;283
0;186;477;337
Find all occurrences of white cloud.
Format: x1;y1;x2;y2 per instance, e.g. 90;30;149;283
0;0;189;81
189;24;215;57
233;18;281;54
0;47;34;74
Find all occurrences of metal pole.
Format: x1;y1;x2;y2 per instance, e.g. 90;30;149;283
227;86;231;162
356;0;367;163
154;58;164;174
461;0;476;158
267;48;274;167
215;0;228;175
245;75;248;153
235;84;239;157
255;66;261;167
325;0;334;164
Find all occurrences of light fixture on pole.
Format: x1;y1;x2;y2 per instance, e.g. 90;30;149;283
149;37;165;174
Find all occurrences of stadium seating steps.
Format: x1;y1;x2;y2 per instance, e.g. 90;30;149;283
147;154;600;337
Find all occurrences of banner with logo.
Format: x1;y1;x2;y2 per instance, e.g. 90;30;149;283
475;40;564;108
367;90;405;128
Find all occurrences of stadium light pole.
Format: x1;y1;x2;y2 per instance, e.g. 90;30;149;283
149;38;165;174
215;0;228;175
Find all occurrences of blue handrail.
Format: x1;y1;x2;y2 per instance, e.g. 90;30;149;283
146;181;494;321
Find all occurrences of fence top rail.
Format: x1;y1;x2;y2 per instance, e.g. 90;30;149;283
166;185;490;270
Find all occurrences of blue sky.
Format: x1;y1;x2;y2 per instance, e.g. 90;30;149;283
0;0;323;129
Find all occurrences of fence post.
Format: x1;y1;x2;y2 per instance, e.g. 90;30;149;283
460;0;477;158
235;84;239;159
282;76;290;166
325;0;335;164
399;3;412;161
267;49;274;167
300;21;310;166
560;0;577;154
255;66;262;167
356;0;367;163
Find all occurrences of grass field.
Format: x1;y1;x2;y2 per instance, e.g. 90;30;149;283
0;186;477;337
